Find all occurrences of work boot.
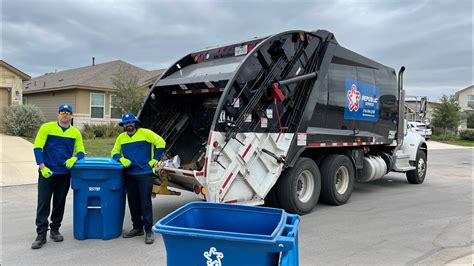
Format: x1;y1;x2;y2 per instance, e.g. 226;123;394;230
145;232;154;244
123;228;144;238
31;233;47;249
50;229;64;242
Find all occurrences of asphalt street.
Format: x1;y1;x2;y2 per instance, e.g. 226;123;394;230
1;147;472;265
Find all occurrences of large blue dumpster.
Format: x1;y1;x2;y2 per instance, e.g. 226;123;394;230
153;202;299;266
71;157;125;240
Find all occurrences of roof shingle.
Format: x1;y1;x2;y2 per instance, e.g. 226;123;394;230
23;60;164;93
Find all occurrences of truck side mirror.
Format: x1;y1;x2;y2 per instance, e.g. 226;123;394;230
420;97;427;115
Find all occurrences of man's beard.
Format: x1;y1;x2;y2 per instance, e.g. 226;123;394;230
125;125;135;132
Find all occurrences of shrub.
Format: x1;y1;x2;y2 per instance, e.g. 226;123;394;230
104;123;123;137
82;123;122;139
2;104;45;137
459;129;474;141
467;113;474;129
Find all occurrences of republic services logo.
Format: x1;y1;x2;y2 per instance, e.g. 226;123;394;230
347;84;361;111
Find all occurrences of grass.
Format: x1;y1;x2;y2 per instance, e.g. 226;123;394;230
431;134;474;147
83;138;116;157
22;137;116;157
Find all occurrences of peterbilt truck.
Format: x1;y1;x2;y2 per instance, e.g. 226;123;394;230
138;29;427;215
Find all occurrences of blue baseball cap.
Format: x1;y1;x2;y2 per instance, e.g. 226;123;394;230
119;113;140;126
58;104;73;114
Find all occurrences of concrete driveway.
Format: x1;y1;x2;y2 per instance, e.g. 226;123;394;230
0;134;38;186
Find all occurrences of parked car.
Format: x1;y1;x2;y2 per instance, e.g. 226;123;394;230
408;122;432;140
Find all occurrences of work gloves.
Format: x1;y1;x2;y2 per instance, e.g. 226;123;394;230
40;167;53;178
65;157;78;169
119;157;132;168
149;159;158;174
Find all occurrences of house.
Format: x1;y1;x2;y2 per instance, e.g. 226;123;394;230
23;60;164;129
455;85;474;130
405;99;439;124
0;60;31;128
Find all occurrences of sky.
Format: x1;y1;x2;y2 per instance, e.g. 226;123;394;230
1;0;472;101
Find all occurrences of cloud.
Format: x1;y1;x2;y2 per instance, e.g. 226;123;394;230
2;0;472;100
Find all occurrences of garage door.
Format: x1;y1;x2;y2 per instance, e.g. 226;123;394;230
0;88;11;131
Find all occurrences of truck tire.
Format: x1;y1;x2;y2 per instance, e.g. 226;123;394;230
276;157;321;215
406;150;427;184
320;154;355;205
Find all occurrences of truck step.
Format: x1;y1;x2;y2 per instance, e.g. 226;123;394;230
392;153;415;172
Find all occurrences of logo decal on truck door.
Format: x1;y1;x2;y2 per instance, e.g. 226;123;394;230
204;247;224;266
344;80;380;122
347;84;361;111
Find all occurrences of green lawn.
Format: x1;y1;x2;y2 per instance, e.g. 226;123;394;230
83;138;116;157
23;137;116;157
431;135;474;147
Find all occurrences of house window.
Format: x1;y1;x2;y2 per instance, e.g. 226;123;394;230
110;95;122;119
90;93;105;118
22;96;28;105
468;95;474;108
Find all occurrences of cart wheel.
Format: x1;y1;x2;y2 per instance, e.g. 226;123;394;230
320;154;355;205
276;157;321;215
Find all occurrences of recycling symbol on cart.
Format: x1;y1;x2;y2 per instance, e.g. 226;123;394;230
203;247;224;266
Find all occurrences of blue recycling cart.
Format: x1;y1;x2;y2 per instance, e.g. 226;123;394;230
153;202;299;266
71;157;125;240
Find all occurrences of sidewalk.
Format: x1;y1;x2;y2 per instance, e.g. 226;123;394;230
0;134;38;186
426;140;473;150
446;254;473;265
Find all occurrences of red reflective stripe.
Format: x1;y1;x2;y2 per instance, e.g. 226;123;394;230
183;172;194;177
242;144;252;158
307;143;321;147
308;141;386;147
196;172;204;176
222;172;233;189
203;157;208;177
207;132;213;145
166;170;176;174
225;200;238;204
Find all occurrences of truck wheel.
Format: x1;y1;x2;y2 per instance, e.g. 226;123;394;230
320;154;355;205
276;157;321;215
406;150;427;184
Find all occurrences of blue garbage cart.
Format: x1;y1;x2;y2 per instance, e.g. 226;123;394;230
71;157;125;240
153;202;299;266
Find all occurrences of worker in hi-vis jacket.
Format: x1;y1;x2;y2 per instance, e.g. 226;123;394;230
111;113;166;245
31;104;85;249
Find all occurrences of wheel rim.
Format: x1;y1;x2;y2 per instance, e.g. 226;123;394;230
417;158;426;177
296;170;314;203
335;166;349;194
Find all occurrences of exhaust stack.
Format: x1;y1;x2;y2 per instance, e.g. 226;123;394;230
396;66;406;150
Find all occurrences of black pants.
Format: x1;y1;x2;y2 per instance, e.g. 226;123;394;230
124;174;154;233
35;173;71;235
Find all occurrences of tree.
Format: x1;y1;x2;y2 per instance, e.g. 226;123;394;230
431;94;461;137
467;113;474;129
111;67;144;115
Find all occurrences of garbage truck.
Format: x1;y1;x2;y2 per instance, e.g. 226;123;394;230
138;29;428;215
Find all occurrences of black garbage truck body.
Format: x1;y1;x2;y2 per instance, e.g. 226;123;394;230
139;30;428;215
